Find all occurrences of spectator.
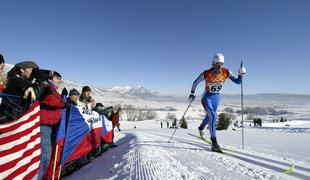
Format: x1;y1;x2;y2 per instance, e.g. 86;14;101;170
111;107;121;132
93;104;114;151
39;71;66;179
67;88;80;106
93;103;108;115
78;86;96;109
167;121;169;128
161;121;163;128
109;107;121;147
0;53;6;92
0;61;41;123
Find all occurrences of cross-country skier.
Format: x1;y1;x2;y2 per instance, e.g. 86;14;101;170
189;53;246;152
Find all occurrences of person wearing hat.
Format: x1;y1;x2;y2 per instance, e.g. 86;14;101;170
189;53;246;153
0;53;6;92
0;61;42;123
67;88;80;106
78;86;96;109
39;70;67;179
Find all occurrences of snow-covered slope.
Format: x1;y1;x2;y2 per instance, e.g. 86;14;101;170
65;120;310;180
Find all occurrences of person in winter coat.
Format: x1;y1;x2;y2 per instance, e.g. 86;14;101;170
78;86;96;110
0;53;6;92
189;53;246;152
0;61;41;123
67;88;80;106
93;103;112;115
39;71;66;179
107;107;121;147
111;107;121;132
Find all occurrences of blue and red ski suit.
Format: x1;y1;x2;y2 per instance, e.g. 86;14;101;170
191;67;242;137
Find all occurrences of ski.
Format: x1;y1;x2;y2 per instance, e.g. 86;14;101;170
187;133;225;154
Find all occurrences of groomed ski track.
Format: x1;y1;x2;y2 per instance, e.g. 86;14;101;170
66;129;310;180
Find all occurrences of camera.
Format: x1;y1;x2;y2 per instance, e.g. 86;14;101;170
31;68;53;83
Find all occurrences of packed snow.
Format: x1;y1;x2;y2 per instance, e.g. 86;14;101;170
65;120;310;180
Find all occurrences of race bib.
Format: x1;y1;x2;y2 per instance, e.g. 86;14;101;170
208;83;223;93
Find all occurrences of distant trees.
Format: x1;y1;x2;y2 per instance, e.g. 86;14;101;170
236;107;290;116
180;117;188;129
166;112;177;120
253;118;262;126
224;107;235;113
217;113;231;130
123;104;158;121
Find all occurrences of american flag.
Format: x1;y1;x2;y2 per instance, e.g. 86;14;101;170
0;102;41;180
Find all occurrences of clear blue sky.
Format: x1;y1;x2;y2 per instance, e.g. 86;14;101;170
1;0;310;95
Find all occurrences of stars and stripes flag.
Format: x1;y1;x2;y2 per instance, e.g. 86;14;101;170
0;102;41;180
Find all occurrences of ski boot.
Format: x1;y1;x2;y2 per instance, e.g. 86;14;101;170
198;126;205;139
210;137;223;153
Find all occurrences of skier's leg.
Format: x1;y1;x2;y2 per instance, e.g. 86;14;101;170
208;94;223;152
208;109;217;137
199;95;213;130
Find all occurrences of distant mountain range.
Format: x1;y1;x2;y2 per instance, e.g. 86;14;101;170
3;64;310;104
63;80;160;100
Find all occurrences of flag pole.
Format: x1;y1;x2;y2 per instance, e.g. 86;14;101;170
57;165;62;180
240;61;245;149
52;144;59;180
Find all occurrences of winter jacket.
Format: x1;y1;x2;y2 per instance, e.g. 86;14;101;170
93;106;113;116
40;83;66;125
78;95;96;109
0;75;42;122
2;75;40;103
111;112;120;126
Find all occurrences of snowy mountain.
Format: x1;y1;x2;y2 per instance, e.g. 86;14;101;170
3;64;160;100
62;81;160;100
105;85;159;98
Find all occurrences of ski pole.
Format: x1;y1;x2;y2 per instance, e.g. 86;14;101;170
240;61;245;149
168;99;193;143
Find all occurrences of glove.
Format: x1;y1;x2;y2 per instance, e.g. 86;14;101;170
117;124;121;132
23;87;37;101
188;93;196;102
61;87;68;97
238;66;246;76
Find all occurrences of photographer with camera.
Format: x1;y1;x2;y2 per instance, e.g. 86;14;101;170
0;61;42;123
78;86;96;110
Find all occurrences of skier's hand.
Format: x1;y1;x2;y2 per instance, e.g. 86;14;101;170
238;66;246;76
188;93;196;102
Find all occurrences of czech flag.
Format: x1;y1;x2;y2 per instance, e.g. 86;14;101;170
60;105;102;165
101;115;113;143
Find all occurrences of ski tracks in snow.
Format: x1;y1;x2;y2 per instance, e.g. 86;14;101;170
67;130;310;180
107;131;281;180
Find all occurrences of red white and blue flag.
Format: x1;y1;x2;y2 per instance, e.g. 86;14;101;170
60;105;102;165
0;102;41;180
101;115;113;143
43;106;67;179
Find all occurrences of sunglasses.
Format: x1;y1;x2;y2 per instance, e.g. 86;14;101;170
214;62;224;67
